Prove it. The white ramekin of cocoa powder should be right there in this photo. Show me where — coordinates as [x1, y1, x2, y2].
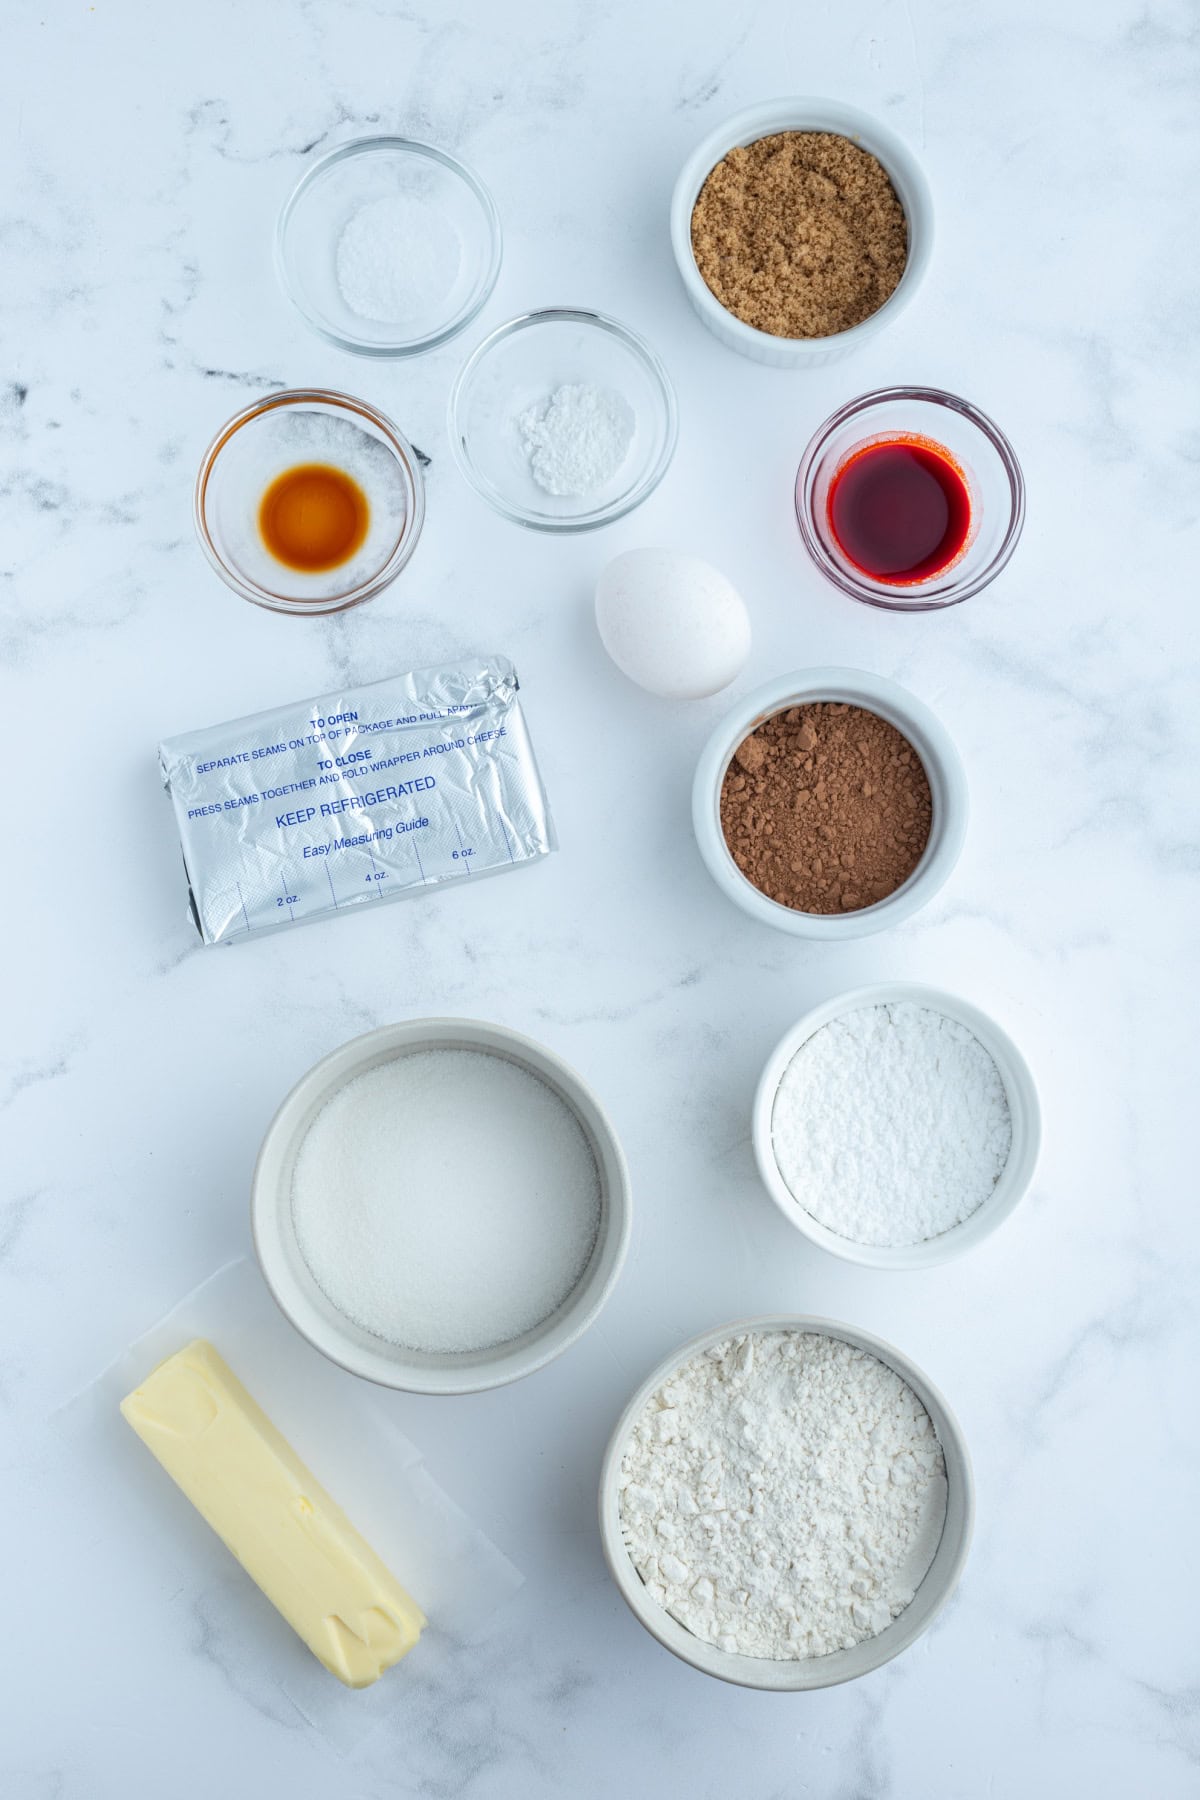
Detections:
[670, 99, 933, 368]
[692, 669, 967, 938]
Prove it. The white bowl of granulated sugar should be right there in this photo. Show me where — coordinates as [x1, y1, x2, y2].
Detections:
[752, 981, 1041, 1269]
[599, 1317, 974, 1689]
[252, 1018, 631, 1394]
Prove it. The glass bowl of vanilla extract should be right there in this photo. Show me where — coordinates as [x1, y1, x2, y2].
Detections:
[194, 389, 425, 614]
[795, 386, 1025, 611]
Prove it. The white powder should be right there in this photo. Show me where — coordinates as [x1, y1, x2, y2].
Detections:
[618, 1330, 947, 1660]
[517, 384, 635, 497]
[335, 194, 462, 325]
[291, 1049, 601, 1354]
[772, 1003, 1013, 1248]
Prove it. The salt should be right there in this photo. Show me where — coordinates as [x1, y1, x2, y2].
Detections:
[291, 1050, 601, 1354]
[771, 1003, 1013, 1247]
[335, 194, 462, 325]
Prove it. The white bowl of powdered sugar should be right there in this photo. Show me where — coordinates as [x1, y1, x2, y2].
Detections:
[752, 981, 1041, 1269]
[252, 1018, 630, 1394]
[600, 1317, 973, 1689]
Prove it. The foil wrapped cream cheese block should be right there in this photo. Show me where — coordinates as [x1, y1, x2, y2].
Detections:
[158, 654, 555, 944]
[121, 1340, 425, 1687]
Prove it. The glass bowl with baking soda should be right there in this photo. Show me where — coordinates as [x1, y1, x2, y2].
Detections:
[796, 387, 1025, 610]
[449, 309, 678, 531]
[194, 389, 425, 613]
[276, 137, 502, 356]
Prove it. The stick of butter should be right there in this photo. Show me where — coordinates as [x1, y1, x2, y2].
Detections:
[121, 1339, 425, 1687]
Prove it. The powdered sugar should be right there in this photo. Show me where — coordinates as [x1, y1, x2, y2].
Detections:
[518, 384, 635, 497]
[618, 1330, 947, 1659]
[772, 1002, 1013, 1247]
[291, 1049, 600, 1354]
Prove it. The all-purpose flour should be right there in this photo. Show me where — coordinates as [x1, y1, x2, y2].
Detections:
[772, 1002, 1013, 1247]
[618, 1330, 947, 1660]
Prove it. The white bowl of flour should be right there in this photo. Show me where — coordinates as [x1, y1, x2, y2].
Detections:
[252, 1018, 630, 1393]
[599, 1317, 973, 1689]
[753, 982, 1041, 1269]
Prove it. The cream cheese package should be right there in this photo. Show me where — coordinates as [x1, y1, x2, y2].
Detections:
[159, 655, 555, 944]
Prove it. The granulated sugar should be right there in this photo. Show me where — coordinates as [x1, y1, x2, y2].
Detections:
[619, 1330, 947, 1659]
[772, 1002, 1012, 1247]
[291, 1049, 601, 1353]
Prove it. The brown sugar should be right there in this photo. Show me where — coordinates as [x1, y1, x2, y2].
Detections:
[719, 703, 932, 913]
[690, 131, 907, 339]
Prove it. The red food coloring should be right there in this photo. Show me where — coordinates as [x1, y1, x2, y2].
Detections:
[827, 436, 973, 585]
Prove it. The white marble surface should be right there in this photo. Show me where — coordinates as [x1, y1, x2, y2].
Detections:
[3, 1, 1197, 1794]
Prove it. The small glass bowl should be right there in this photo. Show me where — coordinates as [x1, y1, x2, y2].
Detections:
[276, 137, 502, 357]
[194, 389, 425, 615]
[448, 308, 678, 531]
[795, 387, 1025, 610]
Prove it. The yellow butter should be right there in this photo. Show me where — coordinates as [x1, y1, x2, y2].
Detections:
[121, 1339, 425, 1687]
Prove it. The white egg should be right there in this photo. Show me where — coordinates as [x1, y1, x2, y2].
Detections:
[594, 549, 751, 700]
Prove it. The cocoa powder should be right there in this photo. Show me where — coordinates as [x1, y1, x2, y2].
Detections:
[719, 703, 932, 913]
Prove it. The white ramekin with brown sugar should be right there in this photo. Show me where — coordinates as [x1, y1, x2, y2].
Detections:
[670, 99, 934, 368]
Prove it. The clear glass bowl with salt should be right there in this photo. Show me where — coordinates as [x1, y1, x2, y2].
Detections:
[276, 136, 502, 357]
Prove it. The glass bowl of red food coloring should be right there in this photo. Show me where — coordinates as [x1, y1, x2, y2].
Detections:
[795, 387, 1025, 610]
